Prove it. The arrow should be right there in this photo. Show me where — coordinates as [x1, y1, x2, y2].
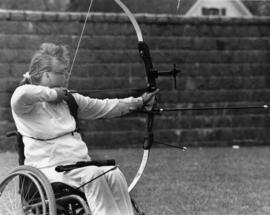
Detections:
[132, 105, 269, 114]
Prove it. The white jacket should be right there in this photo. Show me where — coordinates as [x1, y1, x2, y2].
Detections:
[11, 85, 143, 168]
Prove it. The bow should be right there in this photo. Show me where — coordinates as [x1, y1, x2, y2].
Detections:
[113, 0, 155, 193]
[109, 0, 182, 192]
[68, 0, 181, 193]
[68, 0, 153, 193]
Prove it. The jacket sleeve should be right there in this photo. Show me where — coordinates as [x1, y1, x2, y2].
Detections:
[73, 93, 143, 120]
[11, 85, 57, 114]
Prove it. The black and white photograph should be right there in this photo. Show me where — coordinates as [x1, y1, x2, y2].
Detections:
[0, 0, 270, 214]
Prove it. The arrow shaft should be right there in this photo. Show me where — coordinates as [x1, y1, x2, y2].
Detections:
[133, 105, 268, 114]
[161, 105, 268, 112]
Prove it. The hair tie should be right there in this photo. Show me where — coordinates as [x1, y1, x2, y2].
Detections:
[23, 72, 31, 79]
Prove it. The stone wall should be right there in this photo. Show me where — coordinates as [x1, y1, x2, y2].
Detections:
[0, 10, 270, 150]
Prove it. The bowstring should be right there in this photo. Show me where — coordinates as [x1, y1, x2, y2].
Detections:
[177, 0, 181, 11]
[68, 0, 94, 86]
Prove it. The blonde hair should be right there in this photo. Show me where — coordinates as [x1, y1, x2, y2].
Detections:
[20, 43, 70, 85]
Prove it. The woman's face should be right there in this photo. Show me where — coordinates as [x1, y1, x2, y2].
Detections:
[40, 58, 69, 88]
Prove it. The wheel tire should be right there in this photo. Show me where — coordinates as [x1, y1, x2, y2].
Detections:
[0, 165, 57, 215]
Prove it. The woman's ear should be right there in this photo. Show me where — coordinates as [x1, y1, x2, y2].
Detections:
[44, 72, 52, 83]
[45, 72, 50, 78]
[39, 71, 52, 87]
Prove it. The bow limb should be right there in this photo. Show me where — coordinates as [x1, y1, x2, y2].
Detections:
[114, 0, 143, 42]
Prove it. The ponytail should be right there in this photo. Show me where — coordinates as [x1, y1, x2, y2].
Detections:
[19, 72, 32, 86]
[19, 78, 32, 86]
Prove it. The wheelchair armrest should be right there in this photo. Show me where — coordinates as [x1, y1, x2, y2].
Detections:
[55, 160, 116, 172]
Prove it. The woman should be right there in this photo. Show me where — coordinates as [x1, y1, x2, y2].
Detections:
[10, 43, 157, 215]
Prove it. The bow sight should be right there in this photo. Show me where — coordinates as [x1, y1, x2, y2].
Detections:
[138, 42, 181, 91]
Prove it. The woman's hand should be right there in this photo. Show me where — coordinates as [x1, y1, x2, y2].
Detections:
[141, 89, 159, 109]
[53, 87, 69, 103]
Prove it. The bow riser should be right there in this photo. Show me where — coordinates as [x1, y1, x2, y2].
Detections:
[138, 42, 157, 92]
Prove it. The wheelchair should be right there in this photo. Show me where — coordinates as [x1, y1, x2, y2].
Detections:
[0, 131, 144, 215]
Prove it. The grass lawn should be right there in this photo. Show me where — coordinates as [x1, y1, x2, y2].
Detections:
[1, 147, 270, 215]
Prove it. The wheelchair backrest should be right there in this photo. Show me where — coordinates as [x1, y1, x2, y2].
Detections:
[6, 131, 25, 165]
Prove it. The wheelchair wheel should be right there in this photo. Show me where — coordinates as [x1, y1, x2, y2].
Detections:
[0, 165, 56, 215]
